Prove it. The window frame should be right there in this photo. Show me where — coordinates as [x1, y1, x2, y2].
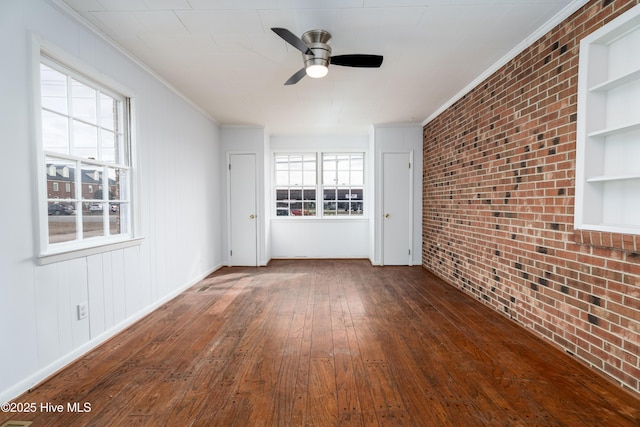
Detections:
[33, 38, 141, 264]
[273, 151, 366, 219]
[274, 153, 318, 217]
[574, 5, 640, 236]
[321, 152, 365, 217]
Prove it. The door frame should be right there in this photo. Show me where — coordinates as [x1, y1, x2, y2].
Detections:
[381, 150, 414, 266]
[226, 151, 259, 266]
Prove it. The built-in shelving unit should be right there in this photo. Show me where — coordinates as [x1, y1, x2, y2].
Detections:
[575, 5, 640, 235]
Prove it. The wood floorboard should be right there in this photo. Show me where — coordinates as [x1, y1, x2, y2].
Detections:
[3, 259, 639, 426]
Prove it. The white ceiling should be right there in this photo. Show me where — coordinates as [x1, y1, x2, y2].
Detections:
[60, 0, 582, 136]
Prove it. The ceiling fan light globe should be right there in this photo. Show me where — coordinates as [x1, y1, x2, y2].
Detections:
[306, 64, 328, 78]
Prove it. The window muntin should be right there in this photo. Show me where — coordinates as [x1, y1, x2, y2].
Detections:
[274, 152, 364, 217]
[40, 57, 132, 252]
[275, 154, 317, 216]
[322, 154, 364, 216]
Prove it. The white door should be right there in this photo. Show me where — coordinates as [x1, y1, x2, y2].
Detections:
[229, 153, 257, 266]
[383, 152, 412, 265]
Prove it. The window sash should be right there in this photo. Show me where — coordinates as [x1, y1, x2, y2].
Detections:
[321, 153, 364, 217]
[40, 57, 128, 165]
[275, 153, 318, 217]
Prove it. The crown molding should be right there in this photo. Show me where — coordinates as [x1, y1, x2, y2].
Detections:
[422, 0, 590, 128]
[45, 0, 220, 126]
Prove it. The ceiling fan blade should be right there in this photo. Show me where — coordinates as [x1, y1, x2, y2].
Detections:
[284, 68, 307, 85]
[330, 54, 383, 68]
[271, 27, 314, 56]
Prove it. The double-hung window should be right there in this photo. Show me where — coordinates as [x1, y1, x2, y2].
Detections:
[274, 152, 364, 217]
[275, 154, 317, 216]
[39, 55, 134, 257]
[322, 153, 364, 216]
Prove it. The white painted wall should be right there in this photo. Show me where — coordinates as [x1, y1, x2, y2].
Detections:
[270, 135, 370, 259]
[271, 219, 369, 258]
[371, 125, 423, 265]
[0, 0, 423, 405]
[0, 0, 222, 402]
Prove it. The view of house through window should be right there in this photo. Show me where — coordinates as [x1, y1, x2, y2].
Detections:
[274, 152, 364, 217]
[40, 58, 132, 249]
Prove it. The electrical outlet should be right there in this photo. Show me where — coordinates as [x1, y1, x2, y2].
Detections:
[77, 302, 88, 320]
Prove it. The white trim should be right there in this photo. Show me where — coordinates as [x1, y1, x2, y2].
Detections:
[270, 218, 369, 224]
[0, 262, 222, 404]
[272, 151, 368, 219]
[271, 216, 367, 221]
[128, 97, 141, 240]
[422, 0, 590, 127]
[45, 0, 219, 126]
[38, 36, 137, 101]
[33, 34, 142, 260]
[408, 150, 414, 266]
[31, 33, 48, 265]
[575, 223, 640, 235]
[43, 151, 131, 172]
[37, 237, 144, 266]
[273, 152, 319, 218]
[574, 4, 640, 236]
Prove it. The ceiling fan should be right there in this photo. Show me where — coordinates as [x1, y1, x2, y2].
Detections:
[271, 27, 383, 85]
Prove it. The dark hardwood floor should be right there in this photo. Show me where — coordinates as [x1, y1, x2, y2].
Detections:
[3, 259, 639, 426]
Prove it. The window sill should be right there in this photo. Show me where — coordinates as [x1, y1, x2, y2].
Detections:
[271, 217, 369, 222]
[37, 237, 144, 265]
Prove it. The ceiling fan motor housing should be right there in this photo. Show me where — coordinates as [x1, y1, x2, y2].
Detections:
[301, 29, 332, 71]
[271, 27, 382, 84]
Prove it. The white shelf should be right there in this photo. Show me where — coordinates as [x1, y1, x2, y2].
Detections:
[589, 68, 640, 92]
[575, 5, 640, 236]
[588, 122, 640, 138]
[586, 175, 640, 183]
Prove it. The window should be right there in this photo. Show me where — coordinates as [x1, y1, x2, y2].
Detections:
[274, 152, 364, 217]
[39, 55, 133, 254]
[322, 153, 364, 216]
[575, 5, 640, 235]
[275, 154, 317, 216]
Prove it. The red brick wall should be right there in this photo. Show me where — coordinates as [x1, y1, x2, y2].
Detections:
[422, 0, 640, 395]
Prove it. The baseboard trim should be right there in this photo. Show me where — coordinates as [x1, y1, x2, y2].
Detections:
[0, 263, 223, 404]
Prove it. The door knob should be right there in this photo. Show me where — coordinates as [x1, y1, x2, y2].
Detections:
[385, 213, 390, 218]
[249, 214, 255, 219]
